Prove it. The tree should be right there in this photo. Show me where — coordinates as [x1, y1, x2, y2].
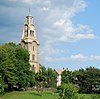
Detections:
[35, 66, 47, 89]
[47, 68, 57, 88]
[73, 67, 100, 93]
[57, 83, 78, 99]
[61, 69, 73, 84]
[0, 43, 18, 90]
[0, 75, 5, 95]
[0, 43, 35, 91]
[35, 67, 57, 89]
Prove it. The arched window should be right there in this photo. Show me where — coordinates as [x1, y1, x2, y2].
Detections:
[30, 17, 32, 23]
[24, 25, 28, 36]
[30, 30, 34, 36]
[24, 30, 28, 36]
[32, 65, 35, 70]
[27, 18, 29, 24]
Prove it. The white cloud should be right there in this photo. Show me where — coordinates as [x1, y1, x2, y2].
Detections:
[36, 0, 97, 65]
[75, 34, 95, 40]
[91, 55, 100, 60]
[70, 54, 88, 61]
[41, 7, 49, 11]
[0, 0, 98, 68]
[44, 54, 100, 63]
[54, 19, 65, 26]
[39, 0, 95, 45]
[70, 54, 100, 61]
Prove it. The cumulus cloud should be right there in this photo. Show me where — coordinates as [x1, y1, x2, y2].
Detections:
[70, 54, 88, 61]
[38, 0, 96, 64]
[34, 0, 95, 50]
[45, 54, 100, 62]
[0, 0, 99, 68]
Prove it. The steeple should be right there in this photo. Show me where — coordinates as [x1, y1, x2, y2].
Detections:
[25, 8, 33, 24]
[20, 13, 40, 73]
[21, 13, 39, 45]
[28, 8, 31, 15]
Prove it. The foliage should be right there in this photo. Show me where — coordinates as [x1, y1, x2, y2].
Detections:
[0, 43, 35, 91]
[35, 67, 57, 89]
[0, 75, 4, 96]
[47, 68, 57, 88]
[35, 66, 47, 89]
[61, 69, 73, 84]
[0, 43, 18, 90]
[57, 83, 78, 99]
[73, 67, 100, 93]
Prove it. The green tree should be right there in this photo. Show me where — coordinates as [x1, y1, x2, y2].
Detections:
[35, 66, 47, 89]
[47, 68, 57, 88]
[0, 43, 18, 90]
[0, 43, 35, 91]
[61, 69, 73, 84]
[35, 67, 57, 88]
[73, 67, 100, 93]
[0, 75, 4, 95]
[57, 83, 78, 99]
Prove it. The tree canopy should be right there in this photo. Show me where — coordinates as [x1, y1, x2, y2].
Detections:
[0, 43, 35, 91]
[73, 67, 100, 93]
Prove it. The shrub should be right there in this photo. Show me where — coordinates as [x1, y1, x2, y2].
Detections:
[57, 83, 78, 99]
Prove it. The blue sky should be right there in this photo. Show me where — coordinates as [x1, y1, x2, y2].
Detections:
[0, 0, 100, 70]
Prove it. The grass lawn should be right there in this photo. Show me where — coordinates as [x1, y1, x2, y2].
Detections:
[78, 94, 100, 99]
[0, 91, 100, 99]
[0, 91, 59, 99]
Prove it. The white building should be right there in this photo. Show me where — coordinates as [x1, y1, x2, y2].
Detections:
[55, 69, 64, 87]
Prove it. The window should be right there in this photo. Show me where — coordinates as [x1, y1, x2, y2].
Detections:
[27, 18, 29, 24]
[32, 65, 35, 70]
[32, 54, 35, 60]
[30, 17, 32, 23]
[33, 46, 34, 51]
[24, 25, 28, 36]
[24, 30, 28, 36]
[30, 30, 34, 36]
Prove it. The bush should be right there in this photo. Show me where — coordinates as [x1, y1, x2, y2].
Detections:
[57, 83, 78, 99]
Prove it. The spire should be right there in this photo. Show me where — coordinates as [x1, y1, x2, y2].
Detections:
[28, 8, 32, 16]
[29, 8, 31, 14]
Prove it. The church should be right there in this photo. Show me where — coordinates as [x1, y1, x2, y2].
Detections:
[20, 14, 40, 73]
[20, 13, 63, 86]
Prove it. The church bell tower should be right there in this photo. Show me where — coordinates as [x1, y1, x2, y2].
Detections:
[20, 14, 39, 73]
